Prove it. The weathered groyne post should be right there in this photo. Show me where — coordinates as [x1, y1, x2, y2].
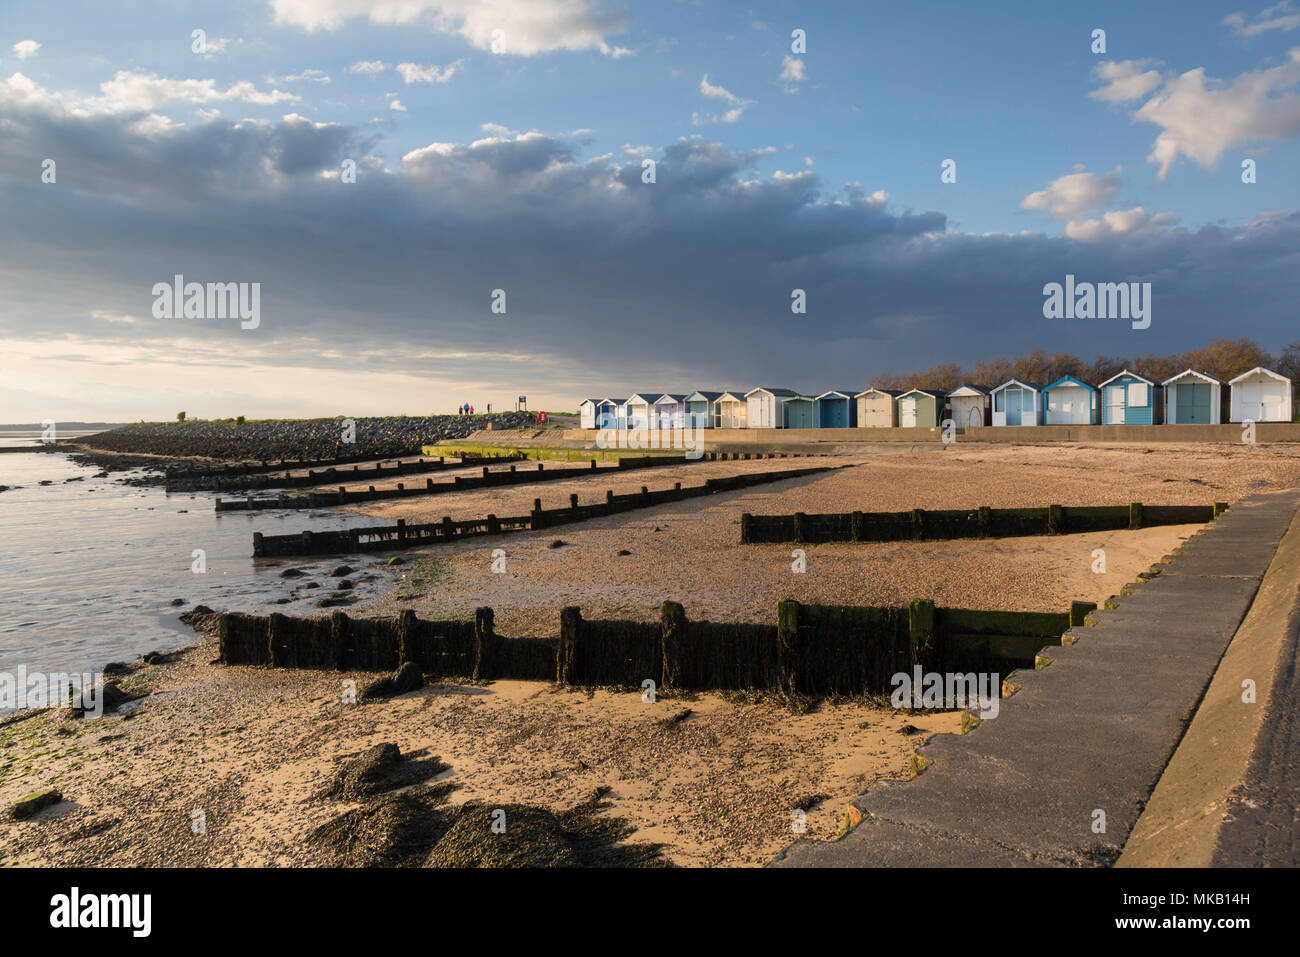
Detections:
[659, 601, 689, 691]
[558, 606, 582, 684]
[473, 607, 495, 681]
[777, 599, 801, 697]
[908, 598, 936, 659]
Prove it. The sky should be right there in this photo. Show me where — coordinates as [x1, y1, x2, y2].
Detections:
[1, 0, 1299, 420]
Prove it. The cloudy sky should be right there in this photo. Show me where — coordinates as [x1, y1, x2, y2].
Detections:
[2, 0, 1299, 421]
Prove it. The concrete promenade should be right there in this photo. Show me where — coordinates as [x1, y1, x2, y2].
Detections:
[772, 489, 1300, 867]
[545, 423, 1300, 448]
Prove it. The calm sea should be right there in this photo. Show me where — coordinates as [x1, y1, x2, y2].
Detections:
[0, 431, 400, 695]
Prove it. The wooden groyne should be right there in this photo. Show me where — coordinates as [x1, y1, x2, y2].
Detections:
[252, 464, 838, 557]
[172, 454, 518, 493]
[740, 502, 1230, 544]
[216, 598, 1094, 691]
[215, 454, 700, 511]
[165, 450, 416, 483]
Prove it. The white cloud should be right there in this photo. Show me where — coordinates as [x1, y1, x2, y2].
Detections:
[89, 309, 143, 325]
[12, 40, 40, 60]
[1021, 166, 1123, 218]
[700, 73, 743, 104]
[98, 72, 300, 111]
[396, 60, 463, 84]
[1064, 205, 1177, 241]
[268, 0, 632, 57]
[200, 37, 236, 58]
[1224, 2, 1300, 37]
[1136, 49, 1300, 178]
[1088, 59, 1162, 103]
[695, 73, 751, 124]
[348, 60, 388, 75]
[0, 70, 299, 115]
[390, 98, 407, 112]
[269, 68, 331, 84]
[780, 55, 805, 92]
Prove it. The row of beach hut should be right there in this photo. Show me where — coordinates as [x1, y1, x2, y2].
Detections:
[580, 368, 1293, 430]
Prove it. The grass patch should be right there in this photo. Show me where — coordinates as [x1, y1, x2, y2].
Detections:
[427, 442, 682, 463]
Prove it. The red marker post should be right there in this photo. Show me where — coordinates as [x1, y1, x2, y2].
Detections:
[537, 412, 548, 424]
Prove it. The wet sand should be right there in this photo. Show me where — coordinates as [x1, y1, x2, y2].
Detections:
[0, 640, 960, 867]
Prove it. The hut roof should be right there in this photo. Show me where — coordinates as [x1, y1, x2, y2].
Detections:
[1097, 369, 1156, 389]
[1043, 375, 1096, 392]
[1161, 369, 1225, 387]
[1228, 366, 1291, 385]
[992, 378, 1042, 393]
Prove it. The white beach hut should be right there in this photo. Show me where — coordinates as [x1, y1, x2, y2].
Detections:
[990, 379, 1042, 427]
[1162, 370, 1225, 425]
[745, 387, 797, 428]
[1229, 367, 1293, 423]
[653, 394, 689, 430]
[947, 384, 991, 428]
[716, 391, 748, 429]
[622, 394, 658, 431]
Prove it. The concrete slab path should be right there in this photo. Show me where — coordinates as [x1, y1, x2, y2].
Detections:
[772, 490, 1300, 867]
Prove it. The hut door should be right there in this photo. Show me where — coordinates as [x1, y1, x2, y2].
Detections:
[1180, 383, 1210, 423]
[1239, 382, 1262, 421]
[1105, 386, 1125, 424]
[967, 404, 982, 427]
[900, 397, 917, 427]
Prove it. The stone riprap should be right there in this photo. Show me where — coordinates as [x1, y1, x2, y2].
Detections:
[75, 414, 536, 461]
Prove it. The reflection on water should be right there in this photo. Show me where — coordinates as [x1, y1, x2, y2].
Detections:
[0, 444, 401, 687]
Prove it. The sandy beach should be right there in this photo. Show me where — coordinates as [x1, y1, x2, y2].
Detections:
[7, 440, 1297, 866]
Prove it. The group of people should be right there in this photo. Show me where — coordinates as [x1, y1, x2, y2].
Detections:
[456, 403, 475, 415]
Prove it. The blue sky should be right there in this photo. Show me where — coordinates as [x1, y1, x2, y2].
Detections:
[2, 0, 1299, 419]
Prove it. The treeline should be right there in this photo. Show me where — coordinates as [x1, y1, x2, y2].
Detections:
[872, 338, 1300, 393]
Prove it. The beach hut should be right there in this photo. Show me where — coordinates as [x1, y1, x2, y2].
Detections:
[622, 393, 658, 431]
[991, 379, 1043, 426]
[745, 388, 798, 428]
[579, 399, 599, 430]
[595, 398, 624, 430]
[685, 391, 724, 429]
[946, 384, 991, 428]
[1043, 376, 1098, 425]
[814, 390, 859, 428]
[896, 389, 945, 428]
[1099, 370, 1160, 425]
[1230, 367, 1293, 423]
[855, 388, 900, 428]
[653, 394, 688, 430]
[784, 393, 816, 429]
[1162, 370, 1225, 425]
[716, 391, 748, 429]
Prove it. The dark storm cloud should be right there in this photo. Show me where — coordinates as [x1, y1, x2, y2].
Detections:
[1, 95, 1297, 398]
